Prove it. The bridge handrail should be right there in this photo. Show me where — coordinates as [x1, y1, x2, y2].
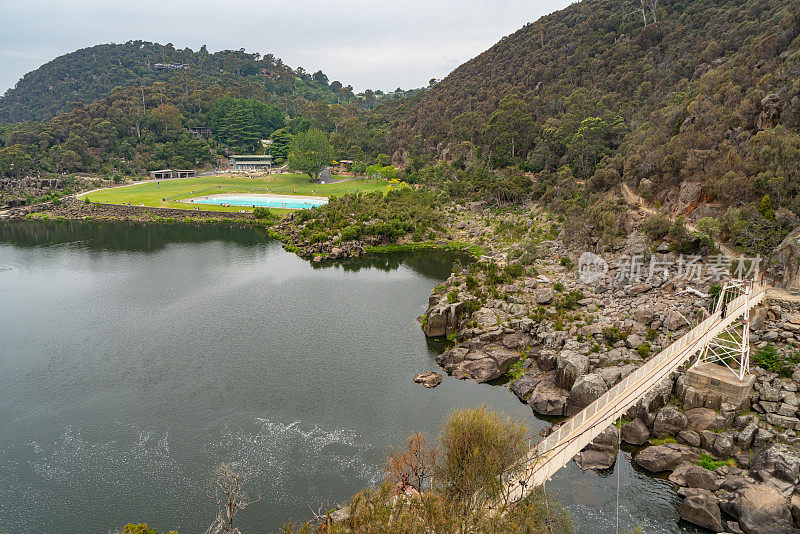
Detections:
[527, 283, 766, 482]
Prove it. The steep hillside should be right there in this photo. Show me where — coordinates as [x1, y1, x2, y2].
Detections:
[392, 0, 800, 253]
[0, 41, 344, 124]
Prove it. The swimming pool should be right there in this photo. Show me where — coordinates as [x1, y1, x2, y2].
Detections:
[190, 195, 328, 210]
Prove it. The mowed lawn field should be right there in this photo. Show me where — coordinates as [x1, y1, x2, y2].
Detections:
[78, 174, 391, 212]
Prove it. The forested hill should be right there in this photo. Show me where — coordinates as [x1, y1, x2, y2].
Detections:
[0, 41, 346, 123]
[392, 0, 800, 229]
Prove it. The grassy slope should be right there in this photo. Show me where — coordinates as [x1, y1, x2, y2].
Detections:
[79, 174, 391, 212]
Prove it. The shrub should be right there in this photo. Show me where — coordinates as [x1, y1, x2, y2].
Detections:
[559, 256, 573, 268]
[642, 212, 671, 241]
[752, 344, 800, 377]
[385, 433, 437, 492]
[669, 216, 687, 241]
[309, 231, 329, 244]
[252, 206, 275, 220]
[437, 406, 527, 502]
[282, 406, 573, 533]
[555, 290, 585, 311]
[465, 274, 478, 290]
[462, 299, 481, 316]
[504, 262, 525, 280]
[636, 343, 652, 358]
[603, 326, 628, 345]
[646, 328, 658, 341]
[553, 282, 565, 292]
[339, 225, 362, 241]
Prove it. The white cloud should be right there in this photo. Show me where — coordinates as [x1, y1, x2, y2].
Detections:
[0, 0, 572, 95]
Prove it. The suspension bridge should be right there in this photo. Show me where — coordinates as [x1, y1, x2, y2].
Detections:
[496, 279, 767, 507]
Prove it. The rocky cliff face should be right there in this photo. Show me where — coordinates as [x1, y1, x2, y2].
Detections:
[767, 226, 800, 291]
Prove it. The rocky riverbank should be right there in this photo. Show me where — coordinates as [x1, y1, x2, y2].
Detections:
[418, 203, 800, 533]
[18, 196, 255, 223]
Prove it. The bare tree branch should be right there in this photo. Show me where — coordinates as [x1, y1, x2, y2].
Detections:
[205, 463, 261, 534]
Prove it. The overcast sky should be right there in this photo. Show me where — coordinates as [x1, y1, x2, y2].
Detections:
[0, 0, 572, 95]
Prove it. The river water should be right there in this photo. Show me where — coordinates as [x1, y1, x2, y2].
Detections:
[0, 220, 700, 533]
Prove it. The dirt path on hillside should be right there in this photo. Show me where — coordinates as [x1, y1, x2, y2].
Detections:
[621, 182, 736, 259]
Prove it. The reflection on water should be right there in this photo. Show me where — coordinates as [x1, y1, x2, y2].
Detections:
[0, 219, 269, 251]
[0, 220, 698, 534]
[0, 220, 464, 280]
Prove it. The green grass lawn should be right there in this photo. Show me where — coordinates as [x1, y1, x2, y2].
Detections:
[79, 174, 391, 212]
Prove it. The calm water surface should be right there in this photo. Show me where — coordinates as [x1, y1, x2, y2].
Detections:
[0, 220, 699, 533]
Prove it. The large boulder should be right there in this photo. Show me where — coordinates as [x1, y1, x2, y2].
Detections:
[436, 346, 468, 372]
[684, 465, 719, 491]
[621, 418, 650, 445]
[556, 350, 589, 390]
[710, 433, 736, 458]
[635, 444, 698, 473]
[568, 373, 607, 414]
[737, 423, 758, 449]
[472, 307, 510, 330]
[574, 426, 620, 471]
[686, 407, 724, 432]
[722, 484, 799, 534]
[528, 378, 568, 416]
[634, 307, 655, 325]
[681, 490, 724, 532]
[535, 287, 555, 304]
[451, 344, 520, 383]
[652, 405, 688, 437]
[751, 443, 800, 486]
[667, 309, 688, 331]
[766, 225, 800, 292]
[674, 181, 703, 214]
[510, 370, 543, 401]
[452, 357, 502, 382]
[597, 363, 637, 388]
[424, 301, 464, 337]
[637, 376, 674, 415]
[484, 345, 521, 372]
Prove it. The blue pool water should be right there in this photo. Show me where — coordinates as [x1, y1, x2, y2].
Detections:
[192, 195, 328, 209]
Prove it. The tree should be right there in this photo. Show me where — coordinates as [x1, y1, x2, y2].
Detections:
[269, 127, 293, 163]
[288, 128, 334, 181]
[483, 94, 534, 167]
[209, 98, 284, 152]
[695, 217, 720, 247]
[206, 463, 260, 534]
[363, 89, 376, 110]
[566, 115, 626, 179]
[759, 194, 774, 219]
[312, 70, 329, 86]
[451, 112, 483, 146]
